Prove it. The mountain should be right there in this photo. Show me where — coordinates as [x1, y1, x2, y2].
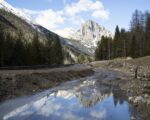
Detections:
[65, 20, 113, 54]
[0, 1, 112, 62]
[0, 1, 92, 64]
[0, 1, 32, 24]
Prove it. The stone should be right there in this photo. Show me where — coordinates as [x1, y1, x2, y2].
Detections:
[130, 116, 136, 120]
[147, 99, 150, 106]
[143, 78, 148, 81]
[134, 96, 144, 104]
[128, 97, 133, 102]
[144, 94, 149, 98]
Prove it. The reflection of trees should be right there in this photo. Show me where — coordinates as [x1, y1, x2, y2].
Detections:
[46, 79, 129, 110]
[112, 87, 127, 107]
[73, 80, 129, 108]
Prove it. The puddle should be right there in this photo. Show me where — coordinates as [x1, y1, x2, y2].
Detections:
[0, 77, 141, 120]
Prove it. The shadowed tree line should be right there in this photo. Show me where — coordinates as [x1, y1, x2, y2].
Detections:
[95, 10, 150, 60]
[0, 28, 63, 67]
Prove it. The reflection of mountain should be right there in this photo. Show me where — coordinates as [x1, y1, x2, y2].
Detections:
[1, 78, 140, 120]
[53, 79, 128, 108]
[50, 80, 113, 108]
[75, 80, 112, 108]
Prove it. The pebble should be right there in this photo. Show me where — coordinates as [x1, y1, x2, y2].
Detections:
[134, 96, 144, 104]
[147, 99, 150, 106]
[128, 97, 133, 102]
[130, 116, 136, 120]
[144, 94, 149, 98]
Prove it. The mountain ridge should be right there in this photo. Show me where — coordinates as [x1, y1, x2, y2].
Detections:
[63, 20, 113, 53]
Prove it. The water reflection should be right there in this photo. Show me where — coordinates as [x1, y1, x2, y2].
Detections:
[1, 78, 140, 120]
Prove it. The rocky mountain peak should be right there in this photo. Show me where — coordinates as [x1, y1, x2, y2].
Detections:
[68, 20, 113, 53]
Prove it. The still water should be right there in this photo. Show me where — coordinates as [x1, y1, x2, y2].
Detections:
[0, 72, 141, 120]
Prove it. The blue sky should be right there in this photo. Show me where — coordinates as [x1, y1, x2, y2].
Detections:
[5, 0, 150, 37]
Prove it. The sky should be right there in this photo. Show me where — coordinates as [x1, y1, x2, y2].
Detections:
[5, 0, 150, 37]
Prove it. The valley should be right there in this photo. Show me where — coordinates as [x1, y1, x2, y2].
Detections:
[0, 56, 150, 120]
[0, 0, 150, 120]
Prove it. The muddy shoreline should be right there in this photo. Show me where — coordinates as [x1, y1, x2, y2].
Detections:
[0, 64, 94, 102]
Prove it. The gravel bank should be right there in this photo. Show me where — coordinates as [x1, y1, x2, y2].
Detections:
[0, 64, 94, 102]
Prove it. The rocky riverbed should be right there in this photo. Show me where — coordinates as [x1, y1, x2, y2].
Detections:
[90, 56, 150, 120]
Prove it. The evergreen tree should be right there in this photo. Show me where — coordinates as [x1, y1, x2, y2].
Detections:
[3, 33, 15, 66]
[51, 36, 63, 64]
[11, 34, 26, 66]
[145, 12, 150, 55]
[95, 41, 101, 60]
[0, 30, 5, 66]
[120, 28, 127, 58]
[113, 25, 122, 58]
[45, 36, 53, 64]
[95, 36, 113, 60]
[130, 10, 145, 57]
[130, 35, 136, 58]
[31, 33, 44, 65]
[95, 9, 150, 61]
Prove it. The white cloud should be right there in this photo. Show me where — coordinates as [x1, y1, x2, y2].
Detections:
[17, 0, 109, 36]
[91, 1, 104, 10]
[92, 10, 109, 20]
[35, 10, 64, 29]
[54, 27, 75, 38]
[64, 0, 109, 20]
[65, 0, 92, 16]
[21, 9, 65, 29]
[67, 16, 85, 25]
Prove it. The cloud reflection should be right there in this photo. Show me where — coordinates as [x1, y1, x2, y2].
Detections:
[2, 78, 139, 120]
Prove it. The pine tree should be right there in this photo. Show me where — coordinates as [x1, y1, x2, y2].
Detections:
[0, 30, 5, 66]
[51, 36, 63, 64]
[145, 12, 150, 55]
[11, 35, 26, 66]
[95, 41, 101, 60]
[120, 29, 127, 58]
[95, 36, 113, 60]
[113, 25, 122, 58]
[130, 35, 136, 58]
[130, 10, 145, 57]
[31, 33, 43, 65]
[3, 33, 15, 66]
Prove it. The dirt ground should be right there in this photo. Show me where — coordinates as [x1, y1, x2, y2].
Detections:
[90, 56, 150, 120]
[0, 64, 94, 102]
